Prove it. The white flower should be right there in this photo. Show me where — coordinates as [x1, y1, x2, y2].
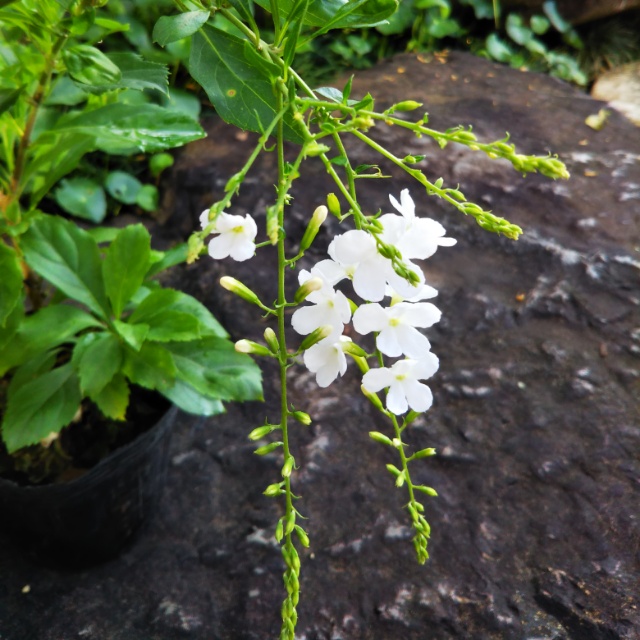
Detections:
[362, 355, 439, 415]
[353, 302, 441, 359]
[291, 272, 351, 338]
[199, 210, 257, 262]
[303, 336, 351, 388]
[328, 230, 393, 302]
[380, 189, 456, 261]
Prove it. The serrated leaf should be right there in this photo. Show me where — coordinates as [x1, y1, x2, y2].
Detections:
[104, 171, 142, 204]
[53, 103, 205, 155]
[2, 363, 81, 453]
[93, 372, 130, 420]
[106, 52, 170, 95]
[114, 319, 149, 350]
[164, 337, 262, 402]
[72, 332, 123, 396]
[0, 242, 22, 327]
[122, 342, 176, 390]
[153, 10, 210, 46]
[21, 215, 110, 318]
[0, 304, 102, 376]
[103, 224, 151, 318]
[189, 26, 304, 143]
[54, 176, 107, 222]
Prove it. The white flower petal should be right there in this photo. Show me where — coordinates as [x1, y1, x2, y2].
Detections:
[413, 352, 440, 379]
[329, 230, 375, 264]
[352, 303, 388, 334]
[291, 305, 324, 335]
[362, 367, 394, 393]
[352, 263, 387, 301]
[376, 326, 403, 357]
[208, 235, 232, 259]
[386, 382, 409, 415]
[397, 302, 441, 328]
[395, 324, 431, 359]
[402, 378, 433, 412]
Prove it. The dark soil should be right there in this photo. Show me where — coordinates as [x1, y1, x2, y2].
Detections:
[0, 52, 638, 640]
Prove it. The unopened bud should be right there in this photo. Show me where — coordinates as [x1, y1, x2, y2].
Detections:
[353, 116, 374, 130]
[248, 425, 275, 441]
[281, 456, 295, 478]
[235, 339, 272, 356]
[386, 463, 401, 478]
[327, 193, 341, 218]
[264, 327, 279, 353]
[299, 325, 332, 351]
[369, 431, 393, 446]
[275, 518, 284, 542]
[412, 447, 437, 459]
[187, 234, 204, 264]
[415, 485, 438, 497]
[254, 441, 283, 456]
[294, 525, 310, 548]
[263, 482, 285, 497]
[294, 277, 323, 303]
[394, 100, 422, 111]
[352, 355, 370, 374]
[220, 276, 262, 305]
[299, 205, 328, 252]
[304, 141, 331, 157]
[342, 341, 367, 358]
[291, 410, 311, 425]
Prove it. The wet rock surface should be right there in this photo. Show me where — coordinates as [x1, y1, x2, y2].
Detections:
[1, 52, 639, 639]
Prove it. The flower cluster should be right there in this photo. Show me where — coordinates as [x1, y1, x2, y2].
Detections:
[291, 189, 456, 415]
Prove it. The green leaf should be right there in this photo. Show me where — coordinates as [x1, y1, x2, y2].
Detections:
[93, 372, 130, 420]
[62, 44, 122, 87]
[123, 342, 176, 390]
[103, 224, 151, 318]
[106, 52, 170, 95]
[0, 302, 24, 354]
[105, 170, 142, 204]
[506, 13, 532, 46]
[189, 26, 304, 143]
[46, 76, 88, 106]
[53, 103, 205, 155]
[0, 304, 102, 376]
[21, 215, 110, 318]
[485, 33, 513, 63]
[114, 319, 149, 350]
[542, 0, 571, 33]
[129, 288, 226, 339]
[153, 10, 210, 46]
[0, 242, 22, 327]
[159, 88, 202, 119]
[530, 15, 550, 35]
[254, 0, 397, 29]
[161, 378, 223, 416]
[164, 337, 262, 402]
[136, 184, 159, 212]
[2, 363, 81, 453]
[72, 332, 123, 396]
[54, 176, 107, 222]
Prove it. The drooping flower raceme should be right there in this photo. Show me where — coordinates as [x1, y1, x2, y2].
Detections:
[353, 301, 441, 359]
[199, 209, 257, 262]
[362, 354, 440, 415]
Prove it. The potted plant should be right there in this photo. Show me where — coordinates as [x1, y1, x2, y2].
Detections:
[0, 0, 262, 566]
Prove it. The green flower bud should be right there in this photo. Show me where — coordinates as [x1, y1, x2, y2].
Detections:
[353, 116, 374, 130]
[304, 141, 331, 157]
[386, 463, 401, 478]
[327, 193, 341, 218]
[248, 425, 275, 441]
[263, 482, 285, 497]
[294, 277, 323, 304]
[299, 325, 332, 351]
[342, 341, 368, 358]
[254, 441, 283, 456]
[369, 431, 394, 446]
[299, 205, 328, 253]
[264, 327, 279, 354]
[453, 131, 477, 143]
[414, 485, 438, 497]
[353, 355, 370, 374]
[292, 410, 312, 425]
[220, 276, 262, 305]
[235, 339, 272, 356]
[294, 525, 310, 548]
[281, 456, 295, 478]
[412, 447, 437, 459]
[187, 234, 204, 264]
[394, 100, 423, 111]
[395, 470, 406, 487]
[285, 511, 296, 536]
[275, 518, 284, 542]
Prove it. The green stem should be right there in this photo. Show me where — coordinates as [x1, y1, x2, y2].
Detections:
[331, 132, 361, 230]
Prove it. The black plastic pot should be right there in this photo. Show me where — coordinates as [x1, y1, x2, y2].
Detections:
[0, 404, 177, 568]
